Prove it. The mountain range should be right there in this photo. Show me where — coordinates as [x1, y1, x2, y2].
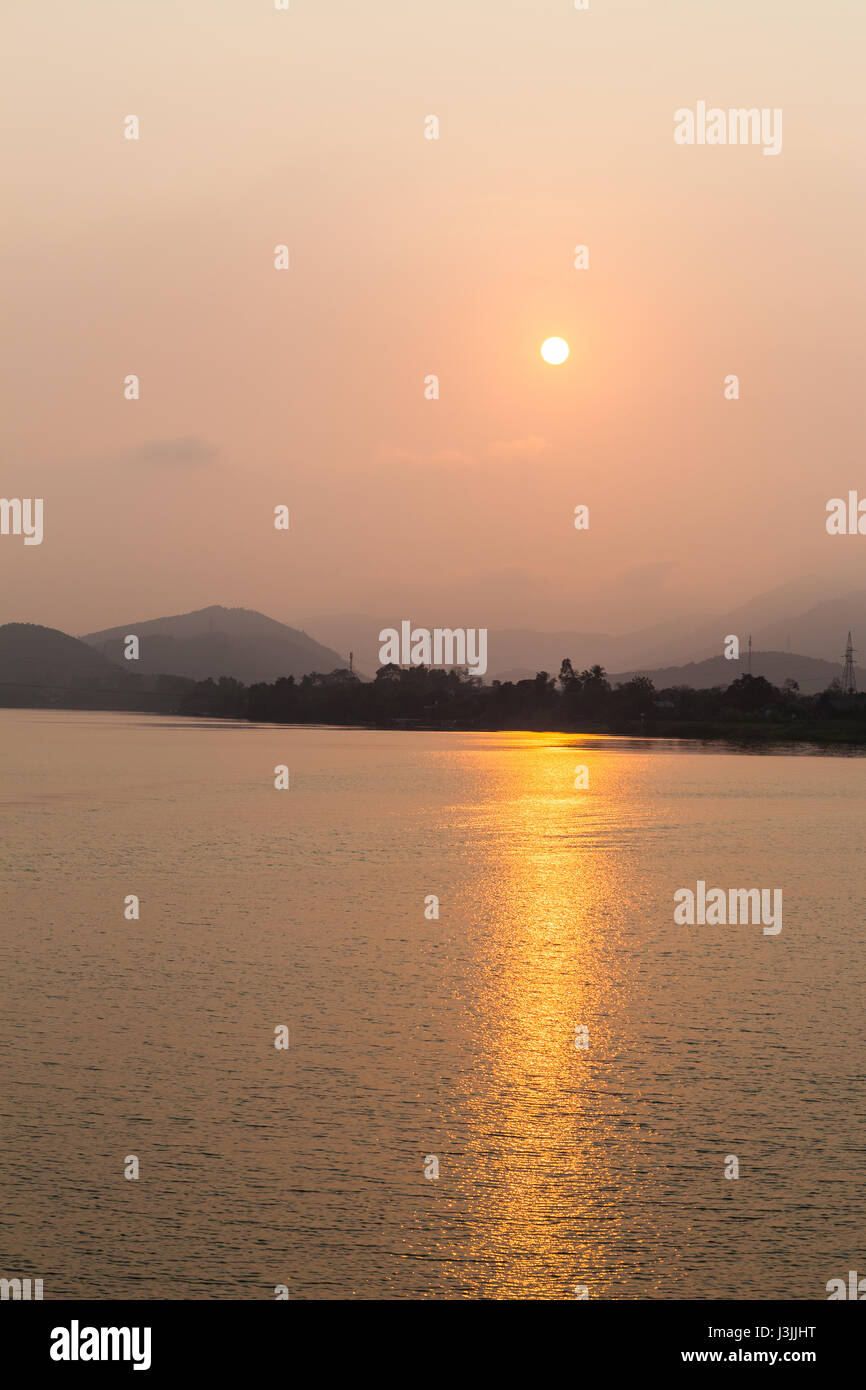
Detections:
[0, 583, 860, 701]
[299, 579, 862, 682]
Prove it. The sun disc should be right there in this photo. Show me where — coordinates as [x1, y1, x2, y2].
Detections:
[541, 336, 569, 365]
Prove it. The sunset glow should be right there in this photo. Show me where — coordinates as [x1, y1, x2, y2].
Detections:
[2, 0, 863, 1334]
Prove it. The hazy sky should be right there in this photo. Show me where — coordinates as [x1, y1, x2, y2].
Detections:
[2, 0, 865, 636]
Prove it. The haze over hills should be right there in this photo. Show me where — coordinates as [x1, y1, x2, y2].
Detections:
[299, 578, 860, 682]
[82, 606, 347, 684]
[752, 590, 866, 662]
[1, 582, 859, 702]
[610, 652, 843, 697]
[491, 652, 844, 695]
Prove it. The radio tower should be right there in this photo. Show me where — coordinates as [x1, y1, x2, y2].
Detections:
[842, 631, 856, 695]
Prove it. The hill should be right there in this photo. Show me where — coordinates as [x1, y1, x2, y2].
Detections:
[299, 579, 851, 680]
[611, 650, 842, 696]
[82, 605, 347, 684]
[0, 623, 128, 692]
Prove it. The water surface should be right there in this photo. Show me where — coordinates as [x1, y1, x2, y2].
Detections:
[1, 709, 864, 1299]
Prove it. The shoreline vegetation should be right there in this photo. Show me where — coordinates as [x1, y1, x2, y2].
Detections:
[4, 660, 866, 746]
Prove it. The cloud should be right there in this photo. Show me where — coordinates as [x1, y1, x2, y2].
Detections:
[123, 436, 218, 468]
[375, 440, 550, 469]
[487, 435, 549, 460]
[374, 445, 472, 467]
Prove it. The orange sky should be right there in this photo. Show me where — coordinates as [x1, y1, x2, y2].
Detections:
[2, 0, 864, 636]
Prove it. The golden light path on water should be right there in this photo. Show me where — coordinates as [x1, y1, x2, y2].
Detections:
[2, 714, 865, 1300]
[397, 733, 659, 1298]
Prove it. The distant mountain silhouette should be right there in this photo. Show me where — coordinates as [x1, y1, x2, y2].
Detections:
[301, 613, 633, 677]
[752, 588, 866, 662]
[611, 650, 842, 696]
[82, 605, 347, 683]
[0, 623, 129, 690]
[7, 587, 858, 698]
[300, 578, 854, 679]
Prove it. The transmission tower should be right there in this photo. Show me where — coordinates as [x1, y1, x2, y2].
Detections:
[842, 631, 857, 695]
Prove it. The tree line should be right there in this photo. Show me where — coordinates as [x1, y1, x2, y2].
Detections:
[174, 661, 866, 740]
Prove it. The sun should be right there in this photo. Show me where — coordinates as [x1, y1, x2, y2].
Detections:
[541, 336, 569, 365]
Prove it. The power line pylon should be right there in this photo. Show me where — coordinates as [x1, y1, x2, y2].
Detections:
[842, 631, 857, 695]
